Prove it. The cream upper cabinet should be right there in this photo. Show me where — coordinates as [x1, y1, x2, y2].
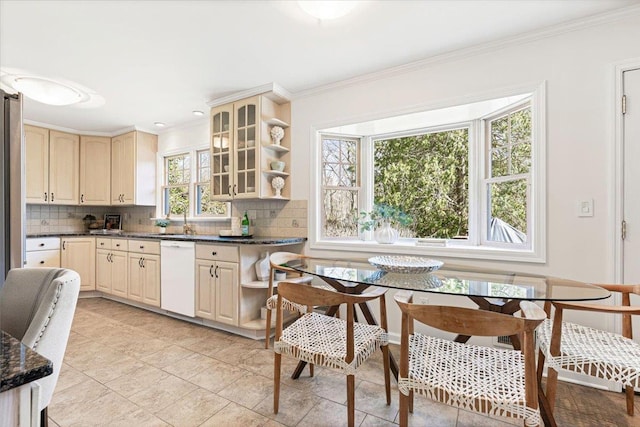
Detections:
[25, 125, 49, 203]
[80, 135, 111, 205]
[25, 125, 80, 204]
[61, 237, 95, 291]
[111, 131, 157, 205]
[210, 94, 291, 201]
[49, 131, 80, 204]
[210, 103, 234, 200]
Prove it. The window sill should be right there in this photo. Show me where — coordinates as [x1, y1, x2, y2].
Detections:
[151, 217, 230, 223]
[310, 238, 545, 264]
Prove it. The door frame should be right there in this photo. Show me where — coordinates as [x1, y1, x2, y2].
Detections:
[613, 58, 640, 298]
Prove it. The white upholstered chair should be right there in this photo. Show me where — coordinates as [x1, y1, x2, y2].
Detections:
[394, 291, 546, 427]
[537, 284, 640, 417]
[0, 268, 81, 426]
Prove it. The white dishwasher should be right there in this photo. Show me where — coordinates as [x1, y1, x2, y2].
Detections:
[160, 240, 195, 317]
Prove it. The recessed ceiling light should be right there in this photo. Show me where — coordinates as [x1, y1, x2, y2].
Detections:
[192, 110, 205, 116]
[298, 1, 358, 20]
[154, 122, 166, 127]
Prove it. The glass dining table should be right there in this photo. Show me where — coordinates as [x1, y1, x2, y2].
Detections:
[283, 256, 612, 427]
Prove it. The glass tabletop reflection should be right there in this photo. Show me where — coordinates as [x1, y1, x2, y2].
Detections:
[284, 258, 611, 302]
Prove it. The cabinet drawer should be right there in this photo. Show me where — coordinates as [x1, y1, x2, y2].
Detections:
[96, 238, 112, 249]
[26, 237, 60, 251]
[195, 244, 239, 263]
[25, 249, 60, 268]
[128, 239, 160, 255]
[111, 239, 127, 251]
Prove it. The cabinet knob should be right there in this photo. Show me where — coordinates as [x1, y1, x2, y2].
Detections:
[116, 243, 120, 247]
[51, 193, 54, 202]
[39, 261, 45, 264]
[44, 192, 47, 201]
[211, 251, 217, 256]
[39, 243, 45, 247]
[139, 245, 144, 249]
[81, 194, 84, 203]
[100, 242, 104, 246]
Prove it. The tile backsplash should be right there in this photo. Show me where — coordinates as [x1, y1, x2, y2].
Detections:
[26, 200, 308, 238]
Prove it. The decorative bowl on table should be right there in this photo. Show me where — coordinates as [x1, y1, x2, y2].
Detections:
[368, 255, 443, 274]
[364, 270, 444, 290]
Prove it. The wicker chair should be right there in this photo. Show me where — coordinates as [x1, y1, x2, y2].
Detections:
[273, 281, 391, 427]
[537, 284, 640, 417]
[264, 252, 313, 349]
[394, 291, 546, 427]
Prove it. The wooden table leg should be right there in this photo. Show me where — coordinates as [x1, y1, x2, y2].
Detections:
[358, 301, 399, 380]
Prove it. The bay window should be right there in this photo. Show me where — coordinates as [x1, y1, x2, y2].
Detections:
[314, 86, 545, 262]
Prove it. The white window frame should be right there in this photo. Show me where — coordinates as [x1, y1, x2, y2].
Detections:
[310, 82, 546, 263]
[156, 145, 230, 221]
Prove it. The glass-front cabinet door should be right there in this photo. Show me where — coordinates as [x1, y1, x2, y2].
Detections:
[234, 97, 258, 197]
[210, 105, 233, 200]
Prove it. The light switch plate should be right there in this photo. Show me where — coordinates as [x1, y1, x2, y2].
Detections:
[577, 199, 594, 217]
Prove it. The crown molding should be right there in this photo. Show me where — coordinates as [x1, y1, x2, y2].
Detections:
[292, 5, 640, 100]
[206, 82, 291, 108]
[22, 120, 158, 137]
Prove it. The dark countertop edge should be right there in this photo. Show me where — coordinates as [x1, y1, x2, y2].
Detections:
[26, 232, 306, 245]
[1, 331, 54, 392]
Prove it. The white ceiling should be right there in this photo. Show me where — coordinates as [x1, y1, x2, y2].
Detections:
[1, 0, 639, 134]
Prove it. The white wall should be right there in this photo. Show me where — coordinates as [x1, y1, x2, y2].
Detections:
[158, 120, 209, 154]
[291, 12, 640, 283]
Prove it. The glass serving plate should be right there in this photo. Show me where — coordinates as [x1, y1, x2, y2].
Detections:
[368, 255, 443, 274]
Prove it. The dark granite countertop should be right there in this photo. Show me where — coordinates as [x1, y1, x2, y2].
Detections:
[1, 330, 53, 392]
[26, 232, 306, 245]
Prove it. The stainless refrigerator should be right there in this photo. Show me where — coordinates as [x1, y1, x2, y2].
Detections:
[1, 89, 25, 287]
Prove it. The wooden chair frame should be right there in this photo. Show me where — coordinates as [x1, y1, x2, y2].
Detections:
[273, 281, 391, 427]
[264, 252, 312, 349]
[395, 291, 545, 427]
[538, 283, 640, 417]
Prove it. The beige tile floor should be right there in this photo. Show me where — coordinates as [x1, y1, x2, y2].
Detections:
[49, 298, 638, 427]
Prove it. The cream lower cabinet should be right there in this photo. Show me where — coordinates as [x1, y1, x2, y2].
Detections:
[96, 247, 128, 297]
[25, 237, 60, 268]
[127, 240, 161, 307]
[61, 237, 95, 291]
[195, 244, 239, 326]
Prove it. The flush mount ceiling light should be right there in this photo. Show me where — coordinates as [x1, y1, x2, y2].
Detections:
[1, 69, 104, 107]
[154, 122, 166, 127]
[192, 110, 205, 116]
[12, 77, 86, 105]
[298, 1, 358, 20]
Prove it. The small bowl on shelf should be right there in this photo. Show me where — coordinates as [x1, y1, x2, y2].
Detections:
[223, 165, 229, 172]
[270, 161, 285, 172]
